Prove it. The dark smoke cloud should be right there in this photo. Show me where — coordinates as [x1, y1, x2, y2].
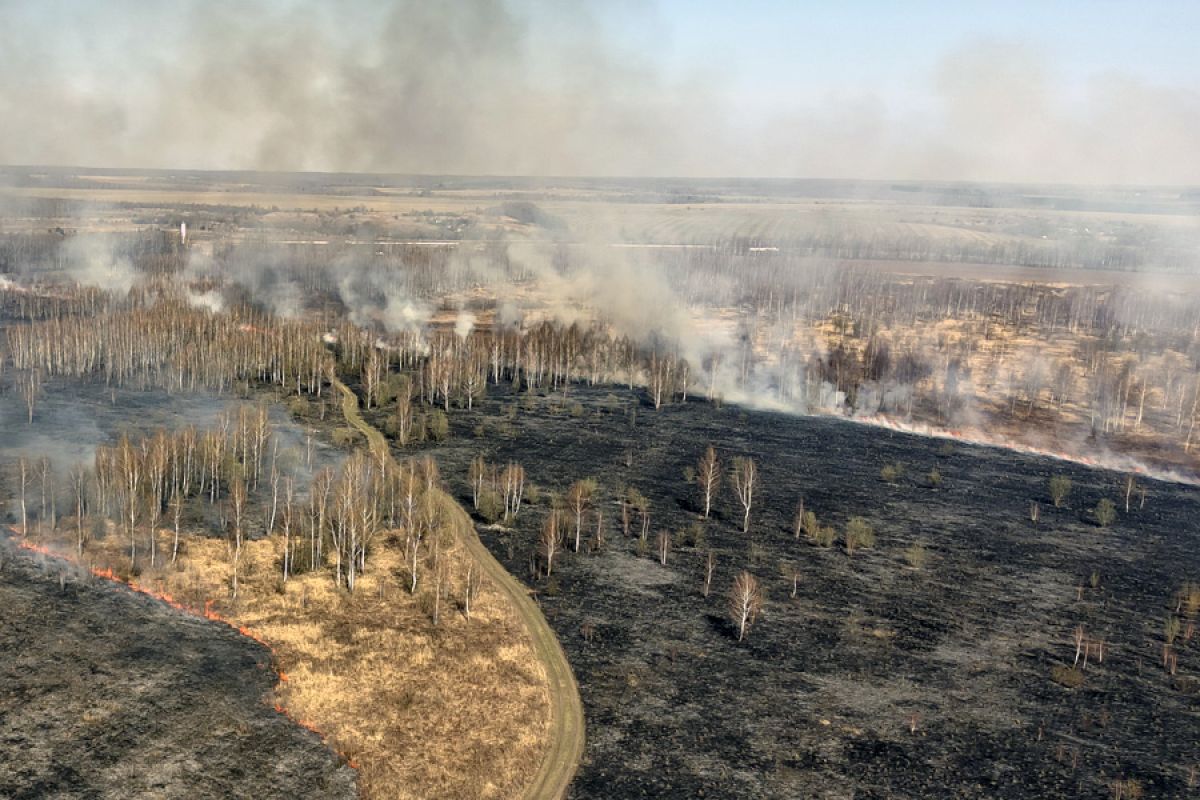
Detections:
[0, 0, 699, 177]
[0, 2, 1197, 184]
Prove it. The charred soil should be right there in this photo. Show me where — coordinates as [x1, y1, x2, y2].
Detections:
[383, 383, 1200, 799]
[0, 536, 357, 800]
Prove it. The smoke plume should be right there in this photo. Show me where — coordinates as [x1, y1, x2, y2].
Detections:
[0, 3, 1197, 183]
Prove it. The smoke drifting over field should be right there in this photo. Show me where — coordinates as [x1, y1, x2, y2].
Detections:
[58, 235, 138, 293]
[1, 1, 1198, 183]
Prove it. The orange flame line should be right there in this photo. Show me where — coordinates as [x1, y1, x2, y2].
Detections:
[6, 533, 357, 772]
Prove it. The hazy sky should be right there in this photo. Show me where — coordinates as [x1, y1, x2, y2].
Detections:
[1, 0, 1197, 183]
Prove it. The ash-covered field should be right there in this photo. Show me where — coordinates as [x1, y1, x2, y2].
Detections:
[0, 537, 357, 800]
[386, 384, 1200, 799]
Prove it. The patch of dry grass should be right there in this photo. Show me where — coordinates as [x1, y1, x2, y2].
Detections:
[59, 502, 551, 800]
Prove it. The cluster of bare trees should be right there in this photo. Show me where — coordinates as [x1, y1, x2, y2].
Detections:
[8, 413, 473, 616]
[335, 319, 683, 418]
[86, 404, 273, 572]
[7, 232, 1200, 461]
[295, 453, 447, 596]
[467, 456, 526, 522]
[4, 298, 334, 419]
[7, 404, 275, 591]
[410, 322, 671, 410]
[0, 230, 186, 282]
[0, 283, 113, 321]
[693, 447, 759, 532]
[273, 450, 475, 622]
[529, 479, 605, 576]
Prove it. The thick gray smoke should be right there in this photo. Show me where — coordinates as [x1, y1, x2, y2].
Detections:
[185, 246, 433, 333]
[0, 2, 1197, 183]
[0, 0, 694, 178]
[57, 235, 137, 293]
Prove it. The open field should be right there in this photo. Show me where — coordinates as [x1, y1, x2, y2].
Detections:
[0, 532, 357, 800]
[3, 168, 1198, 271]
[845, 258, 1200, 290]
[2, 166, 1199, 798]
[53, 512, 552, 800]
[389, 382, 1200, 798]
[0, 368, 563, 799]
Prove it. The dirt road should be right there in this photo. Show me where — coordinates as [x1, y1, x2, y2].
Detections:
[331, 377, 584, 800]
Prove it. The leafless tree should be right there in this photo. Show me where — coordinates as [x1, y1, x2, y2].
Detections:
[462, 562, 482, 620]
[731, 457, 757, 533]
[540, 509, 563, 576]
[69, 463, 89, 555]
[228, 477, 247, 598]
[145, 434, 168, 567]
[17, 456, 30, 536]
[647, 352, 673, 409]
[781, 561, 801, 598]
[729, 570, 763, 642]
[394, 391, 415, 446]
[656, 529, 671, 565]
[469, 455, 487, 510]
[170, 488, 184, 564]
[502, 462, 525, 520]
[37, 456, 55, 533]
[117, 435, 142, 569]
[566, 478, 596, 552]
[703, 550, 717, 597]
[361, 349, 384, 409]
[697, 445, 721, 518]
[280, 477, 295, 581]
[19, 369, 41, 423]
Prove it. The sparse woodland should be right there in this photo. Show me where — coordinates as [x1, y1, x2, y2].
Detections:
[6, 234, 1199, 473]
[2, 212, 1200, 799]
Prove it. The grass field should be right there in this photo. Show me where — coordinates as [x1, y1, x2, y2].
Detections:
[4, 170, 1197, 272]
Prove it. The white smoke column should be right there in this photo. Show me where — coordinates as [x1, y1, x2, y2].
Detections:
[60, 235, 138, 293]
[379, 292, 431, 334]
[848, 413, 1200, 487]
[496, 301, 523, 329]
[454, 310, 476, 339]
[186, 289, 226, 313]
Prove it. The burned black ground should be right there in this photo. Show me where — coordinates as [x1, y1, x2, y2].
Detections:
[0, 538, 357, 800]
[379, 383, 1200, 799]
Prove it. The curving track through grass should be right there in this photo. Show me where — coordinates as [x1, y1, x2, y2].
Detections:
[330, 377, 584, 800]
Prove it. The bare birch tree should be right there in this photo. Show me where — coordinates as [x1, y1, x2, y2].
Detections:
[697, 445, 721, 518]
[731, 457, 757, 533]
[728, 570, 763, 642]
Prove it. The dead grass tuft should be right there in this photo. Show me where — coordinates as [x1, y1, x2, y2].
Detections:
[65, 498, 551, 800]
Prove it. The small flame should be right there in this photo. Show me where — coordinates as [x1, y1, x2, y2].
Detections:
[4, 530, 357, 773]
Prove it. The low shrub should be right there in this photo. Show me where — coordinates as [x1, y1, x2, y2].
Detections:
[1051, 665, 1085, 689]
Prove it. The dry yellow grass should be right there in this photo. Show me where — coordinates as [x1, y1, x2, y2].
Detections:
[63, 505, 552, 800]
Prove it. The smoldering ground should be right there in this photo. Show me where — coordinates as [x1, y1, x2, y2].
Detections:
[0, 533, 358, 799]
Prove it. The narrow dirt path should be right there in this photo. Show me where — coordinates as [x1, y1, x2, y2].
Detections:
[331, 377, 584, 800]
